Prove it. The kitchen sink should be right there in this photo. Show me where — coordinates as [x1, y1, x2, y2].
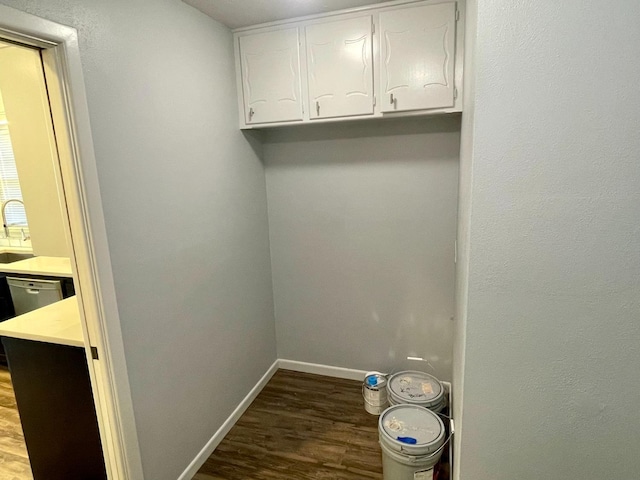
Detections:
[0, 252, 33, 264]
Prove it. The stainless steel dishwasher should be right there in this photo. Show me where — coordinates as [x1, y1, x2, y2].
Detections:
[7, 277, 63, 315]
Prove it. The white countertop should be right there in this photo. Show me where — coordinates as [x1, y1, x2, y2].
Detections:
[0, 256, 73, 278]
[0, 297, 84, 347]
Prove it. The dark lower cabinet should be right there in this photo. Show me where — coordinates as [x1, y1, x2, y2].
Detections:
[0, 275, 16, 364]
[2, 337, 107, 480]
[0, 274, 15, 320]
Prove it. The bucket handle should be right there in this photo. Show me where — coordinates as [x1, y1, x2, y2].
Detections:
[399, 412, 454, 460]
[400, 430, 452, 460]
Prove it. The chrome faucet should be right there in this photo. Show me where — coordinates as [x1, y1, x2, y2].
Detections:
[1, 199, 25, 238]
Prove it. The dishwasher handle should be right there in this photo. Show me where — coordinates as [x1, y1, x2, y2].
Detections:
[26, 289, 40, 295]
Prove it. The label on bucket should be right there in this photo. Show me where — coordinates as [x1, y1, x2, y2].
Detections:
[388, 371, 443, 405]
[414, 468, 434, 480]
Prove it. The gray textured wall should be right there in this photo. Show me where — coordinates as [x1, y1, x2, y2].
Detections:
[455, 1, 640, 479]
[452, 0, 476, 474]
[264, 117, 460, 381]
[0, 1, 277, 479]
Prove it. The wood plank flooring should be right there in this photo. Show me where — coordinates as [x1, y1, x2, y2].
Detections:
[194, 370, 383, 480]
[0, 366, 32, 480]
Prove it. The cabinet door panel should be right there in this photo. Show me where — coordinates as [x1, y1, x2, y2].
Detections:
[380, 2, 456, 113]
[306, 16, 374, 119]
[239, 28, 303, 124]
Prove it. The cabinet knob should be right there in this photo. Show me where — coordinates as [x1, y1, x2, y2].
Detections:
[248, 107, 255, 120]
[390, 93, 396, 108]
[316, 101, 320, 116]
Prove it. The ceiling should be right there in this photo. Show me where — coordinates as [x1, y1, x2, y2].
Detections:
[183, 0, 387, 29]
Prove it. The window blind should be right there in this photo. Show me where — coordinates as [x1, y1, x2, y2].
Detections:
[0, 126, 27, 226]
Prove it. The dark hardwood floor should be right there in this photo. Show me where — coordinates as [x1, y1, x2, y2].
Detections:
[194, 370, 383, 480]
[0, 366, 32, 480]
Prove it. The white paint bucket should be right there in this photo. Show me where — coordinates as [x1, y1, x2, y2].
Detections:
[378, 404, 446, 480]
[363, 373, 389, 415]
[387, 371, 446, 413]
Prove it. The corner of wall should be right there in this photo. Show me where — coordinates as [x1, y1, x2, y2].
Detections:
[452, 0, 478, 477]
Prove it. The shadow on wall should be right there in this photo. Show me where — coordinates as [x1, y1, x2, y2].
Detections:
[263, 114, 462, 164]
[241, 129, 265, 162]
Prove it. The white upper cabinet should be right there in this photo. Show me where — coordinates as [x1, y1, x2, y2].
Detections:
[379, 2, 457, 113]
[233, 0, 463, 128]
[238, 27, 304, 124]
[305, 16, 374, 119]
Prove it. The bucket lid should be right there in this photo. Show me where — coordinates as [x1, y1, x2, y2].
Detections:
[386, 371, 443, 407]
[365, 374, 387, 389]
[378, 404, 445, 456]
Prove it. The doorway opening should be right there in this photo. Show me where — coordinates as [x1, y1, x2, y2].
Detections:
[0, 6, 143, 480]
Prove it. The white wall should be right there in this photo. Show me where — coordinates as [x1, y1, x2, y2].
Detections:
[452, 0, 476, 475]
[455, 1, 640, 479]
[0, 1, 277, 479]
[264, 117, 460, 380]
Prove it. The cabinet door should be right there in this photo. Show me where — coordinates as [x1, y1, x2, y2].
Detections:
[380, 2, 457, 113]
[306, 16, 374, 119]
[239, 28, 303, 124]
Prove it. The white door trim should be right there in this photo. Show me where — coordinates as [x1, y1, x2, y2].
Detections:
[0, 5, 143, 479]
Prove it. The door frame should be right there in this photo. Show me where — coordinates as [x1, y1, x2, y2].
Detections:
[0, 5, 143, 479]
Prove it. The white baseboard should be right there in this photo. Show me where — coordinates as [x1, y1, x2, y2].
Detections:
[177, 359, 279, 480]
[178, 358, 370, 479]
[277, 359, 368, 381]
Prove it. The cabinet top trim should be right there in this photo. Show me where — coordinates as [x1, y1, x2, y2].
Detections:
[233, 0, 452, 34]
